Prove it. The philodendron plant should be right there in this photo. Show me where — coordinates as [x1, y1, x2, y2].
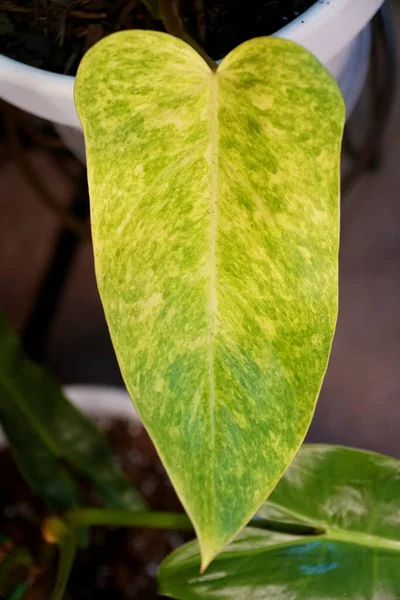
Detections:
[0, 18, 399, 592]
[3, 8, 400, 600]
[1, 312, 400, 599]
[75, 25, 344, 569]
[2, 309, 400, 600]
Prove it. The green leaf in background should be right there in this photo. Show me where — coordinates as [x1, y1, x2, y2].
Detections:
[75, 30, 344, 566]
[6, 582, 29, 600]
[159, 445, 400, 599]
[141, 0, 161, 19]
[0, 546, 31, 597]
[0, 314, 145, 511]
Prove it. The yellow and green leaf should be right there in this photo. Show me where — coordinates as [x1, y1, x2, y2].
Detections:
[75, 30, 345, 567]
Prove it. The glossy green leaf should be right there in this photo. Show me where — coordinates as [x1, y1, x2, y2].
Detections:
[75, 30, 344, 565]
[259, 444, 400, 534]
[0, 314, 145, 511]
[159, 445, 400, 599]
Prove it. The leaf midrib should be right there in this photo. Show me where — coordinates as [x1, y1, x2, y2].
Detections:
[267, 500, 400, 552]
[207, 72, 219, 519]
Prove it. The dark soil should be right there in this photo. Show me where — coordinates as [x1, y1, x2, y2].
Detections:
[1, 0, 315, 75]
[0, 418, 192, 599]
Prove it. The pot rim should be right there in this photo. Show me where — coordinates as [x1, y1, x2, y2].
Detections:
[0, 0, 383, 85]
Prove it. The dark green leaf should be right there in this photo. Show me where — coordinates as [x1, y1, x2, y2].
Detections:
[159, 445, 400, 599]
[141, 0, 161, 18]
[0, 547, 31, 593]
[0, 314, 145, 511]
[0, 330, 82, 511]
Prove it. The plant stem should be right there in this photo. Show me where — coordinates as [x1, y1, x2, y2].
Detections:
[66, 509, 193, 530]
[65, 508, 324, 537]
[158, 0, 217, 71]
[249, 518, 324, 537]
[51, 535, 77, 600]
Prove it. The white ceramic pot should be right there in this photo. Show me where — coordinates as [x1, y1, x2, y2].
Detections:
[0, 385, 139, 448]
[63, 384, 140, 422]
[0, 0, 385, 160]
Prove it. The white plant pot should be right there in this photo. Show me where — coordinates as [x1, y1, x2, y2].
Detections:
[0, 385, 140, 448]
[0, 0, 385, 161]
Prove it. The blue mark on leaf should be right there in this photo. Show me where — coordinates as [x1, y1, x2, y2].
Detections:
[300, 562, 339, 575]
[286, 542, 321, 555]
[327, 543, 336, 551]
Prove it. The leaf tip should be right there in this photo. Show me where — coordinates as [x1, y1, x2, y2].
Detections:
[199, 555, 212, 574]
[199, 538, 221, 573]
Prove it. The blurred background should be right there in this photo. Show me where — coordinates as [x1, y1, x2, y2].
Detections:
[0, 1, 399, 458]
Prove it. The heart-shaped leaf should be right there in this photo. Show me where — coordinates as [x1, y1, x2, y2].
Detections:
[159, 445, 400, 598]
[75, 30, 344, 566]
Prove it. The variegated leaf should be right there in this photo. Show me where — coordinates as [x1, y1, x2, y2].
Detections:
[75, 30, 344, 567]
